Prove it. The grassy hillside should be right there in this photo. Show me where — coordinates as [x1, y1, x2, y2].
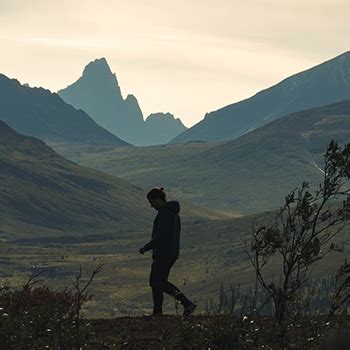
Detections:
[0, 121, 150, 240]
[2, 207, 348, 319]
[56, 100, 350, 215]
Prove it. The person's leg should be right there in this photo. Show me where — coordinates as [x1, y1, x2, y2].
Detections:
[151, 286, 163, 315]
[164, 282, 193, 307]
[162, 258, 195, 310]
[149, 256, 170, 315]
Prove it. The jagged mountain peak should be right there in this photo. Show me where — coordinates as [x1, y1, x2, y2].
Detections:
[76, 57, 123, 94]
[82, 57, 113, 77]
[59, 57, 122, 97]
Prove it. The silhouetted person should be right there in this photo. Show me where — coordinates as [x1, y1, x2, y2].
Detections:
[139, 187, 196, 316]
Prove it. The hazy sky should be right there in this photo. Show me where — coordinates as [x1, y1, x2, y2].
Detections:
[1, 0, 349, 127]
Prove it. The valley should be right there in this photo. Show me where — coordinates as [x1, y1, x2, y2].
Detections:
[56, 100, 350, 215]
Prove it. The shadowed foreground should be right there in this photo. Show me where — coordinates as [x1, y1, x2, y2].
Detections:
[2, 285, 349, 350]
[88, 314, 350, 349]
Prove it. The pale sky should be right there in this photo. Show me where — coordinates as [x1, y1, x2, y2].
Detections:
[1, 0, 349, 127]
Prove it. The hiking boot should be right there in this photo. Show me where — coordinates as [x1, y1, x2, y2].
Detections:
[142, 309, 163, 317]
[152, 310, 163, 317]
[183, 303, 197, 316]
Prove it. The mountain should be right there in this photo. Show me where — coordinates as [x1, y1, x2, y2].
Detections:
[58, 58, 187, 146]
[58, 58, 144, 145]
[0, 74, 128, 148]
[0, 120, 148, 239]
[69, 100, 350, 215]
[171, 51, 350, 144]
[142, 113, 187, 146]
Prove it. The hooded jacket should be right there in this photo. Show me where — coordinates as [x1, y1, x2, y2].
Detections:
[143, 201, 181, 259]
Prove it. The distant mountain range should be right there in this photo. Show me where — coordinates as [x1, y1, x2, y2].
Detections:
[171, 51, 350, 144]
[0, 74, 128, 148]
[0, 120, 149, 239]
[58, 58, 187, 146]
[72, 99, 350, 214]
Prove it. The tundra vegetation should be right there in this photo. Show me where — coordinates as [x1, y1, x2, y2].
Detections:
[0, 141, 349, 349]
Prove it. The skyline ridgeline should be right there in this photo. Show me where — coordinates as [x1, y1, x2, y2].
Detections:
[1, 50, 350, 148]
[170, 50, 350, 144]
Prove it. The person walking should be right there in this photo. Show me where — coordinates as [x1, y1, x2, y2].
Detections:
[139, 187, 196, 316]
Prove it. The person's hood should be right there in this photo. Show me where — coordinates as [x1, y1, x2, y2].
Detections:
[164, 200, 180, 214]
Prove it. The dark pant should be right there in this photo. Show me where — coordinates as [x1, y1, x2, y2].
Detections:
[149, 256, 191, 314]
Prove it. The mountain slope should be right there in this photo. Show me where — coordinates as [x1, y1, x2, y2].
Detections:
[58, 58, 187, 146]
[171, 51, 350, 144]
[71, 100, 350, 214]
[0, 120, 149, 239]
[0, 74, 128, 148]
[0, 121, 228, 239]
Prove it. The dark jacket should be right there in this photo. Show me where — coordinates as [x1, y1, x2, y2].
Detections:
[143, 201, 181, 259]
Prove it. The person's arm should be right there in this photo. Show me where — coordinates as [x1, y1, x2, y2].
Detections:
[143, 210, 173, 252]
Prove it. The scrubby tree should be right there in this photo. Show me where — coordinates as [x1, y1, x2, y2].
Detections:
[246, 140, 350, 323]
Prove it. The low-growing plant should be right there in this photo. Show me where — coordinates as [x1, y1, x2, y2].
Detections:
[0, 263, 103, 349]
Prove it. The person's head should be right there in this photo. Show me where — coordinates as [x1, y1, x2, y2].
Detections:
[147, 187, 167, 211]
